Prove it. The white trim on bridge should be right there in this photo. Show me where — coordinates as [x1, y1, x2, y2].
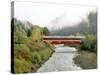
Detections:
[43, 36, 85, 38]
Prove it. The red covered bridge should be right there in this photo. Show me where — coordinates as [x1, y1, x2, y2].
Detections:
[43, 36, 85, 45]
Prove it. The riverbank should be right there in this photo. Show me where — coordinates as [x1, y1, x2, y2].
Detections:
[13, 18, 56, 74]
[31, 46, 54, 72]
[14, 41, 54, 73]
[73, 50, 97, 69]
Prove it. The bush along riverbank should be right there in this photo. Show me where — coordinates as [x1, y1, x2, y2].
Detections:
[73, 35, 97, 69]
[12, 18, 54, 73]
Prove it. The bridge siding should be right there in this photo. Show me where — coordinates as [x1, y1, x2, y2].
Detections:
[46, 41, 81, 44]
[43, 38, 81, 40]
[43, 37, 82, 45]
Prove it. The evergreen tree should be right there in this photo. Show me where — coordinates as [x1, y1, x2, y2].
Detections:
[43, 27, 50, 35]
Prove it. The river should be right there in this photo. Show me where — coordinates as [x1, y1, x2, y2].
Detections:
[37, 46, 82, 72]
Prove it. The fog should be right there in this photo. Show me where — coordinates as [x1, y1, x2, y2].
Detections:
[15, 1, 96, 30]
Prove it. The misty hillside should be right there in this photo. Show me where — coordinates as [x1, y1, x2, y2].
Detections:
[50, 11, 97, 36]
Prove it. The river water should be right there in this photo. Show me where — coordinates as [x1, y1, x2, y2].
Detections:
[37, 46, 82, 72]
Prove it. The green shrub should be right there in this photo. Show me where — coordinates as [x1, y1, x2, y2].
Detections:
[14, 31, 28, 44]
[39, 47, 52, 60]
[31, 47, 53, 64]
[80, 35, 97, 53]
[32, 26, 42, 42]
[14, 58, 33, 73]
[31, 52, 41, 64]
[14, 44, 31, 60]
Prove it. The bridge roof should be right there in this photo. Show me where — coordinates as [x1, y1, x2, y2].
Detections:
[43, 36, 85, 38]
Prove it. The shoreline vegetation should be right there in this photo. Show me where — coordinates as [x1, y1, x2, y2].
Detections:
[12, 18, 55, 73]
[73, 50, 97, 69]
[73, 35, 97, 69]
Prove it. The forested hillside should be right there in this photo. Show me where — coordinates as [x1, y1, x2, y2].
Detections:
[51, 12, 97, 36]
[50, 11, 97, 53]
[12, 18, 54, 73]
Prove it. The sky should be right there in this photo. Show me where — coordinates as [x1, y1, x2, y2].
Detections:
[14, 1, 97, 29]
